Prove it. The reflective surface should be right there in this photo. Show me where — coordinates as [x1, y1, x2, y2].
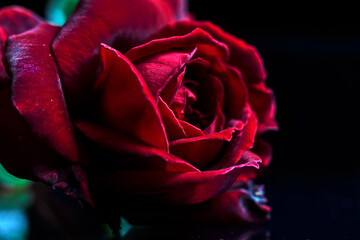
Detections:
[1, 173, 360, 239]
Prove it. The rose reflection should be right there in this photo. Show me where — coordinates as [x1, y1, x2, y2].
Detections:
[120, 224, 270, 240]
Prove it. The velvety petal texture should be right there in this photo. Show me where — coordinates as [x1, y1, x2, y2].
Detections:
[4, 22, 79, 163]
[0, 6, 41, 87]
[52, 0, 186, 108]
[96, 43, 168, 151]
[149, 20, 279, 132]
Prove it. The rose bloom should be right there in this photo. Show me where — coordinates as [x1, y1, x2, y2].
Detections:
[0, 0, 277, 228]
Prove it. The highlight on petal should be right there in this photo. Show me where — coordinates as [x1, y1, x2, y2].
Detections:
[4, 22, 79, 163]
[95, 43, 168, 151]
[0, 6, 41, 87]
[51, 0, 185, 107]
[133, 48, 196, 101]
[169, 127, 235, 169]
[126, 28, 229, 62]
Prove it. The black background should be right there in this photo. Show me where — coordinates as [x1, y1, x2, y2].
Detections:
[1, 1, 360, 239]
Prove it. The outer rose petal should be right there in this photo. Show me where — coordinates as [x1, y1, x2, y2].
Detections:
[0, 90, 80, 190]
[90, 160, 260, 205]
[248, 83, 278, 133]
[121, 182, 270, 225]
[52, 0, 185, 108]
[126, 28, 229, 62]
[0, 6, 41, 87]
[4, 22, 79, 163]
[95, 44, 168, 151]
[150, 20, 265, 84]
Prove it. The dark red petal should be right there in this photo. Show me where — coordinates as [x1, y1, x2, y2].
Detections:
[231, 142, 271, 183]
[150, 20, 266, 85]
[0, 89, 74, 183]
[126, 28, 229, 62]
[0, 6, 41, 87]
[179, 120, 204, 138]
[122, 182, 270, 225]
[4, 22, 79, 163]
[158, 97, 187, 141]
[160, 66, 185, 105]
[75, 120, 197, 172]
[252, 137, 273, 170]
[134, 48, 196, 101]
[93, 161, 260, 205]
[51, 0, 184, 108]
[0, 89, 59, 179]
[169, 127, 235, 169]
[211, 59, 249, 120]
[150, 20, 278, 132]
[195, 73, 225, 133]
[96, 44, 168, 151]
[234, 150, 263, 182]
[248, 83, 278, 133]
[210, 107, 258, 170]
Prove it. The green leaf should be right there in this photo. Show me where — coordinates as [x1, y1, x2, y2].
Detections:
[0, 164, 30, 188]
[45, 0, 80, 25]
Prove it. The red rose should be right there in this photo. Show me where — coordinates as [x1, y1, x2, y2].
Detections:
[0, 0, 277, 228]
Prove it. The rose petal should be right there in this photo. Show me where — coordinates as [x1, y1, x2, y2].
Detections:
[252, 137, 272, 170]
[52, 0, 184, 108]
[91, 160, 260, 205]
[169, 127, 235, 169]
[150, 20, 278, 132]
[160, 66, 185, 105]
[4, 22, 79, 163]
[210, 107, 258, 170]
[0, 89, 69, 180]
[248, 83, 279, 133]
[95, 44, 168, 151]
[75, 120, 197, 172]
[211, 59, 249, 120]
[0, 6, 41, 87]
[150, 20, 266, 84]
[126, 28, 229, 62]
[234, 150, 264, 182]
[158, 97, 187, 141]
[229, 144, 270, 183]
[134, 48, 196, 101]
[178, 120, 204, 138]
[122, 182, 270, 225]
[189, 70, 225, 132]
